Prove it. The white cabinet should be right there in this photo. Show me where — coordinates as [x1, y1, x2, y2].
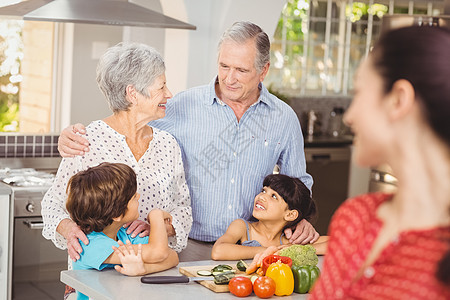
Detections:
[0, 192, 12, 300]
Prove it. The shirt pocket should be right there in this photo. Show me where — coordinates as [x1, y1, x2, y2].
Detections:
[239, 137, 280, 177]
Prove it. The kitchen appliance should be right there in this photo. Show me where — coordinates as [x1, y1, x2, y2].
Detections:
[0, 157, 66, 300]
[0, 0, 196, 30]
[381, 0, 450, 32]
[368, 164, 398, 194]
[304, 145, 351, 235]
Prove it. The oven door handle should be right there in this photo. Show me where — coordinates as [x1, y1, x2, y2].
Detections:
[23, 220, 45, 230]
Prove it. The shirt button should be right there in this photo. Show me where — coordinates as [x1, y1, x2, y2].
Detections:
[228, 205, 232, 210]
[364, 266, 375, 278]
[231, 178, 235, 184]
[264, 141, 268, 146]
[233, 152, 237, 157]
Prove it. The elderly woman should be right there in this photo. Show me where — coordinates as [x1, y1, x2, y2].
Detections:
[42, 43, 192, 263]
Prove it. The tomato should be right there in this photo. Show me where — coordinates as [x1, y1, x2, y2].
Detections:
[229, 276, 253, 297]
[253, 276, 276, 298]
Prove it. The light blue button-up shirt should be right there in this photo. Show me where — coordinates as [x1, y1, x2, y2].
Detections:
[150, 77, 313, 241]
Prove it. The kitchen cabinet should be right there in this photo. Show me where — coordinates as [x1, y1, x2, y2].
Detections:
[0, 186, 12, 300]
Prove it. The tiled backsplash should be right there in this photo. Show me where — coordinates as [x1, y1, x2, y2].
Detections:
[0, 134, 60, 158]
[290, 96, 353, 137]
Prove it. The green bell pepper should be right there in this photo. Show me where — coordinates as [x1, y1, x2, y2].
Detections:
[291, 265, 320, 294]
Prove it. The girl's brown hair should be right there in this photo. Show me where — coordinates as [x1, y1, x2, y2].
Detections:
[66, 162, 137, 234]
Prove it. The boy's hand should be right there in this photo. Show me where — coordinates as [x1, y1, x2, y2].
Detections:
[113, 240, 146, 276]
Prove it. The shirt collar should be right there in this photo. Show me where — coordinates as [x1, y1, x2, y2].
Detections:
[206, 76, 274, 108]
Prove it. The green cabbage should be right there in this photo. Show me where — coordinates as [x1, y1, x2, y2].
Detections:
[278, 244, 318, 267]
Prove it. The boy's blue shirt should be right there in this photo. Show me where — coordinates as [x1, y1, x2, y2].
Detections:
[73, 227, 148, 300]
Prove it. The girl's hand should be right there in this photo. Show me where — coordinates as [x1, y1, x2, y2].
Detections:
[113, 240, 146, 276]
[245, 246, 279, 274]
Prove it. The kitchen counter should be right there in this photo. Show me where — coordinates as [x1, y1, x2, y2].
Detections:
[61, 258, 323, 299]
[304, 135, 353, 148]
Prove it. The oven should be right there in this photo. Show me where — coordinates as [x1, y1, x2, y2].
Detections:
[0, 157, 67, 300]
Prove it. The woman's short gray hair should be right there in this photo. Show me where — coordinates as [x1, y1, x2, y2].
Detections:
[96, 42, 165, 113]
[217, 21, 270, 72]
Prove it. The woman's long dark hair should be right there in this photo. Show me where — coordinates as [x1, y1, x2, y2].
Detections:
[371, 26, 450, 284]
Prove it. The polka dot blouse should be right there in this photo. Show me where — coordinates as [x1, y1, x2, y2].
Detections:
[310, 193, 450, 300]
[41, 120, 192, 252]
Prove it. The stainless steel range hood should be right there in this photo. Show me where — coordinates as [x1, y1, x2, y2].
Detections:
[381, 0, 450, 32]
[0, 0, 196, 30]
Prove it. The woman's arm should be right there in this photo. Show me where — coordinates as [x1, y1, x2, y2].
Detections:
[41, 156, 89, 260]
[163, 138, 192, 252]
[211, 219, 266, 260]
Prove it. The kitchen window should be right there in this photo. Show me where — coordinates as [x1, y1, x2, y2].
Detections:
[265, 0, 445, 97]
[0, 18, 56, 133]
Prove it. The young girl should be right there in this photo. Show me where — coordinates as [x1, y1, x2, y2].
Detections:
[66, 162, 178, 300]
[211, 174, 328, 261]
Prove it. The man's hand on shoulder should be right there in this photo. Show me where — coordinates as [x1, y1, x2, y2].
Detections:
[58, 123, 90, 157]
[284, 219, 320, 245]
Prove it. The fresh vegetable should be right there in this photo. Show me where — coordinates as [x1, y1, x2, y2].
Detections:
[261, 255, 292, 275]
[197, 270, 212, 276]
[236, 260, 249, 272]
[228, 276, 253, 297]
[265, 261, 294, 296]
[253, 276, 276, 298]
[291, 265, 320, 294]
[250, 275, 259, 284]
[213, 270, 235, 285]
[212, 264, 233, 273]
[278, 244, 319, 267]
[212, 270, 235, 276]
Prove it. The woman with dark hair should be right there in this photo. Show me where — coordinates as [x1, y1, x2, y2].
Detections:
[310, 26, 450, 299]
[211, 174, 328, 261]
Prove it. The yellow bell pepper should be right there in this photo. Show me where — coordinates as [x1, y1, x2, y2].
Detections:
[265, 260, 294, 296]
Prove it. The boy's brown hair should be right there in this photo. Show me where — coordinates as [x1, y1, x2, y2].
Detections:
[66, 162, 137, 234]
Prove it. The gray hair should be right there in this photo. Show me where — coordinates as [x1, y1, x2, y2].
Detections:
[217, 21, 270, 72]
[96, 42, 165, 113]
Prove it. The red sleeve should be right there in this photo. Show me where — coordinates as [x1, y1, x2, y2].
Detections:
[310, 193, 387, 299]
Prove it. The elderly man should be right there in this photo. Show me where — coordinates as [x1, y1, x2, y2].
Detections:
[58, 21, 317, 260]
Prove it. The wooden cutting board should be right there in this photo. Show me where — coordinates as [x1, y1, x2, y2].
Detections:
[178, 264, 251, 293]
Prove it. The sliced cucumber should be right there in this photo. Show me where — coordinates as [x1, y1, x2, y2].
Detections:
[212, 270, 235, 275]
[211, 264, 233, 273]
[236, 260, 248, 272]
[197, 270, 212, 276]
[213, 271, 235, 285]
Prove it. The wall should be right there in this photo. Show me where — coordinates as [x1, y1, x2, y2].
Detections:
[69, 24, 122, 126]
[66, 0, 286, 125]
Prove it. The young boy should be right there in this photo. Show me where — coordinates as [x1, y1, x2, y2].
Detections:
[211, 174, 328, 261]
[65, 162, 178, 299]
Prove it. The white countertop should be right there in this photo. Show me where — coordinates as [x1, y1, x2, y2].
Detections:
[61, 258, 323, 300]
